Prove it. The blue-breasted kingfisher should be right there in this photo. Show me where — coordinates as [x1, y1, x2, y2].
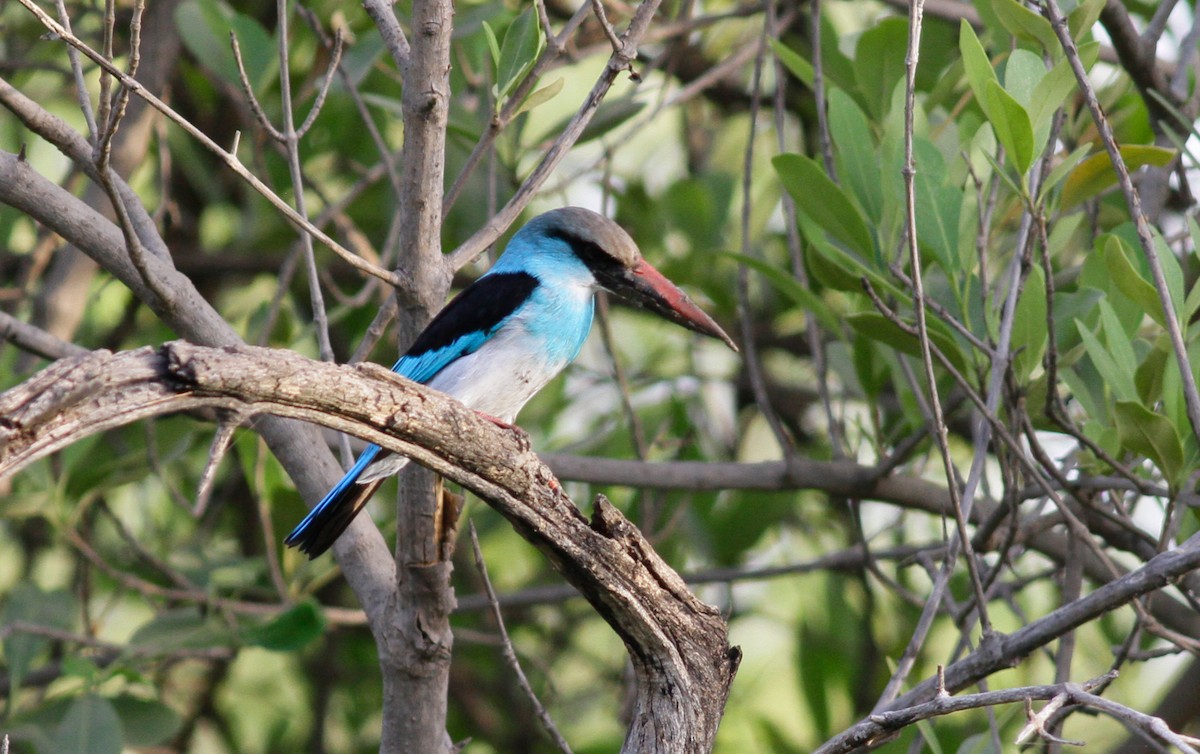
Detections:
[285, 207, 736, 557]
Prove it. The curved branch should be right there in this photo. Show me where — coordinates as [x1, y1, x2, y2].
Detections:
[0, 342, 741, 754]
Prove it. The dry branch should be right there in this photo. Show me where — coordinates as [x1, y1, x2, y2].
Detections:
[0, 342, 741, 754]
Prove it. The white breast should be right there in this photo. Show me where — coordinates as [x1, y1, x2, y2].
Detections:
[425, 325, 570, 423]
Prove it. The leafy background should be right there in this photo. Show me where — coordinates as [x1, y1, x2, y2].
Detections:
[2, 0, 1200, 751]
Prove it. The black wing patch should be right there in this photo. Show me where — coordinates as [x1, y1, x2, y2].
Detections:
[404, 271, 539, 358]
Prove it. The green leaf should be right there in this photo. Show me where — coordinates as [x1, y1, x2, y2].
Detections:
[769, 38, 814, 88]
[847, 312, 967, 372]
[1063, 361, 1106, 423]
[773, 153, 874, 257]
[515, 77, 563, 116]
[494, 6, 542, 101]
[482, 20, 501, 68]
[991, 0, 1059, 53]
[957, 732, 1003, 754]
[338, 28, 385, 88]
[1103, 234, 1166, 327]
[3, 585, 75, 704]
[1029, 42, 1098, 143]
[241, 600, 326, 651]
[575, 97, 646, 143]
[797, 620, 832, 736]
[1114, 401, 1185, 488]
[1003, 49, 1044, 107]
[110, 696, 183, 747]
[983, 79, 1035, 175]
[129, 608, 234, 651]
[51, 695, 123, 754]
[1135, 344, 1169, 405]
[1154, 230, 1185, 325]
[854, 18, 909, 120]
[828, 87, 882, 222]
[803, 233, 869, 292]
[793, 214, 907, 301]
[912, 138, 961, 272]
[1068, 0, 1106, 40]
[1098, 298, 1139, 382]
[1060, 145, 1177, 207]
[959, 20, 999, 111]
[1012, 263, 1047, 381]
[174, 0, 277, 90]
[1075, 315, 1136, 403]
[1053, 286, 1104, 354]
[1040, 144, 1092, 201]
[853, 337, 890, 400]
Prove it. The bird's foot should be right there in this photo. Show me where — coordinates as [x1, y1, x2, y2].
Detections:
[476, 411, 532, 452]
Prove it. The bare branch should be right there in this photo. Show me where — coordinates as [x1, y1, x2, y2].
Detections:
[0, 310, 88, 361]
[362, 0, 411, 72]
[469, 523, 574, 754]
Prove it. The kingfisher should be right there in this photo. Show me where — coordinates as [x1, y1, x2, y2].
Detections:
[285, 207, 736, 557]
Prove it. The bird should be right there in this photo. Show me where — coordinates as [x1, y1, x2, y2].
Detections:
[285, 207, 736, 557]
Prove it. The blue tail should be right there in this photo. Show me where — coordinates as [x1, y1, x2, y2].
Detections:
[285, 444, 386, 557]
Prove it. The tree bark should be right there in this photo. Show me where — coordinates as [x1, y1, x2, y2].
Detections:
[386, 0, 457, 748]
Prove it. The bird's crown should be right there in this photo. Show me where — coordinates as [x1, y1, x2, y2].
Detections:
[522, 207, 643, 271]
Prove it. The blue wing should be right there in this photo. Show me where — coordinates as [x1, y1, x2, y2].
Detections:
[285, 271, 540, 557]
[392, 271, 538, 383]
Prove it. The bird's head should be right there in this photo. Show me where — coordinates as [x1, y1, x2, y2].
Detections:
[520, 207, 738, 351]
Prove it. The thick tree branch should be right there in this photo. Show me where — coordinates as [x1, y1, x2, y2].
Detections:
[0, 342, 742, 754]
[386, 0, 457, 749]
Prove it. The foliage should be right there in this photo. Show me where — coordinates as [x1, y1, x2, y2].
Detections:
[1, 0, 1200, 752]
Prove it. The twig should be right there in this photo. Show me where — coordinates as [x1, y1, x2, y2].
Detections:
[194, 410, 248, 517]
[469, 524, 574, 754]
[96, 498, 202, 593]
[361, 0, 411, 72]
[297, 8, 400, 198]
[1144, 0, 1180, 45]
[0, 310, 87, 361]
[868, 672, 1114, 735]
[809, 0, 836, 177]
[58, 526, 365, 625]
[0, 620, 235, 661]
[54, 0, 98, 143]
[455, 541, 940, 612]
[230, 32, 285, 142]
[1019, 683, 1200, 753]
[770, 0, 843, 453]
[736, 16, 793, 461]
[95, 0, 143, 171]
[899, 0, 992, 636]
[590, 0, 626, 55]
[1016, 692, 1084, 746]
[254, 435, 290, 600]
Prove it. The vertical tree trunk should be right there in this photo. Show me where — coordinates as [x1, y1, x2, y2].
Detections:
[380, 0, 456, 751]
